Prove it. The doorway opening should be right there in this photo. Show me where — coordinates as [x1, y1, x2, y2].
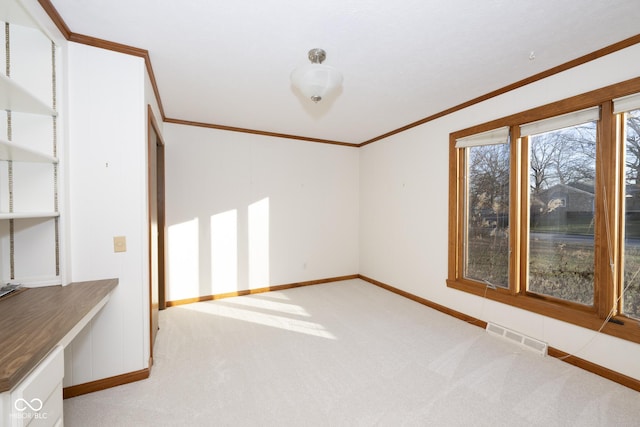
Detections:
[148, 105, 166, 365]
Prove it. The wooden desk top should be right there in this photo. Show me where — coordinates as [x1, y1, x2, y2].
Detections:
[0, 279, 118, 392]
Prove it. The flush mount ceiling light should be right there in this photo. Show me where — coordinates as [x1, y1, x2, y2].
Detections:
[291, 48, 343, 103]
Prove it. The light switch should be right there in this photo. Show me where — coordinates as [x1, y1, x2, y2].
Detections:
[114, 236, 127, 253]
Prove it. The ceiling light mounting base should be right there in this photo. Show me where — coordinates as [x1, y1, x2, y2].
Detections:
[308, 48, 326, 64]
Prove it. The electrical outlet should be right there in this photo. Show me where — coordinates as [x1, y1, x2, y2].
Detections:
[113, 236, 127, 253]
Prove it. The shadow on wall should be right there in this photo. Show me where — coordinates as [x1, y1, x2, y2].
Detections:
[167, 197, 270, 301]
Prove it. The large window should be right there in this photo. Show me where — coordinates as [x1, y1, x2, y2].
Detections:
[448, 80, 640, 345]
[620, 98, 640, 320]
[459, 129, 510, 288]
[524, 111, 598, 306]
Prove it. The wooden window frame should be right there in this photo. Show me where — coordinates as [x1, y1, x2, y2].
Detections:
[447, 76, 640, 345]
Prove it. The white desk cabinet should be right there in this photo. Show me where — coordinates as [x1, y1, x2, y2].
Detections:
[0, 280, 117, 427]
[4, 346, 63, 427]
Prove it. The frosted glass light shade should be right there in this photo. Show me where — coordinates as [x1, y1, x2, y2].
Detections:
[290, 63, 343, 103]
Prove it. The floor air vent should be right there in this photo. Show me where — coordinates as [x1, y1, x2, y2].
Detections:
[486, 322, 548, 356]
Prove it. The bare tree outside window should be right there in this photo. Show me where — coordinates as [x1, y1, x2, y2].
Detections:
[528, 123, 597, 305]
[464, 143, 510, 288]
[623, 109, 640, 319]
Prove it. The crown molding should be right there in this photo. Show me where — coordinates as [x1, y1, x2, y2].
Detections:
[358, 33, 640, 147]
[164, 118, 357, 147]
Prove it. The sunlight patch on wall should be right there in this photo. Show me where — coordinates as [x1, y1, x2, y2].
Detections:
[249, 197, 270, 288]
[168, 217, 199, 301]
[211, 209, 238, 293]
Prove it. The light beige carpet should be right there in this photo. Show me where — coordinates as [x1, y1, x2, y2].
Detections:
[64, 279, 640, 426]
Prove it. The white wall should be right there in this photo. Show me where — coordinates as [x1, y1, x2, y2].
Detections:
[360, 43, 640, 381]
[63, 42, 150, 386]
[164, 123, 359, 301]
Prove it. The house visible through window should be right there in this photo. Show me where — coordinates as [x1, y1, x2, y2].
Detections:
[448, 80, 640, 345]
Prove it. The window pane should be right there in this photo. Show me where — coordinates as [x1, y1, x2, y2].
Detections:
[623, 109, 640, 319]
[463, 143, 510, 288]
[528, 122, 596, 305]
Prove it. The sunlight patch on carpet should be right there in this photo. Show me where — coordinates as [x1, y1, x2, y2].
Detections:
[183, 300, 337, 340]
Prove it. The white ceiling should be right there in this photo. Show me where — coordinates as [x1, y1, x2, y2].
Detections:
[49, 0, 640, 144]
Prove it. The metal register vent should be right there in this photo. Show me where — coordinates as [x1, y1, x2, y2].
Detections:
[486, 322, 548, 356]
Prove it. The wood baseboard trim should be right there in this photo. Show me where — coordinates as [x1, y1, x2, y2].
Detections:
[546, 347, 640, 392]
[357, 274, 485, 326]
[166, 274, 360, 307]
[63, 368, 150, 399]
[357, 274, 640, 392]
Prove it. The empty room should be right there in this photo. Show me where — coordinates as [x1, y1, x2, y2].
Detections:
[1, 0, 640, 426]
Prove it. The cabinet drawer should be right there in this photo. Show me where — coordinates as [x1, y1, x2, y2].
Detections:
[10, 346, 63, 427]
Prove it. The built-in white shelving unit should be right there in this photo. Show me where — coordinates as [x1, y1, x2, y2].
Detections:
[0, 3, 70, 426]
[0, 212, 59, 220]
[0, 138, 58, 163]
[0, 73, 57, 116]
[0, 0, 61, 287]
